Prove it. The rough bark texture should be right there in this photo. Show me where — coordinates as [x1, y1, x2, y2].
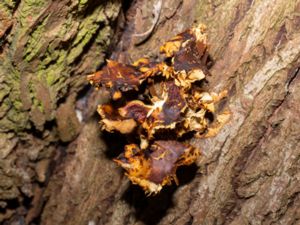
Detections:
[0, 0, 121, 224]
[1, 0, 300, 225]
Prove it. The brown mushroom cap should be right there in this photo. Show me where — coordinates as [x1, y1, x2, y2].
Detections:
[98, 104, 137, 134]
[87, 60, 148, 100]
[88, 23, 230, 194]
[114, 141, 200, 194]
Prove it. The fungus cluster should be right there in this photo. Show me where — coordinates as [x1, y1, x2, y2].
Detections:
[88, 24, 230, 194]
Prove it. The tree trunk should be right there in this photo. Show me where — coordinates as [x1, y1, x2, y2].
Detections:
[1, 0, 300, 225]
[0, 0, 121, 224]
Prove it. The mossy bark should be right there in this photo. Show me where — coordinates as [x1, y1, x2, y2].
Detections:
[0, 0, 121, 223]
[1, 0, 300, 225]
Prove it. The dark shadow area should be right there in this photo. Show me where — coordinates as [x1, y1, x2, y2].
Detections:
[206, 55, 214, 69]
[122, 0, 135, 13]
[0, 198, 20, 214]
[101, 130, 128, 159]
[1, 198, 25, 225]
[21, 120, 57, 144]
[122, 163, 198, 225]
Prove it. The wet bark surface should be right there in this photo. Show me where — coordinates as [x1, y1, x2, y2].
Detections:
[1, 0, 300, 224]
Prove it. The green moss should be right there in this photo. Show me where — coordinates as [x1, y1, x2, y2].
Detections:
[78, 0, 89, 6]
[0, 0, 16, 14]
[2, 0, 16, 8]
[96, 26, 111, 44]
[24, 15, 49, 62]
[0, 0, 121, 133]
[66, 7, 107, 64]
[4, 64, 24, 112]
[9, 0, 47, 58]
[45, 68, 58, 86]
[12, 100, 23, 110]
[57, 15, 74, 39]
[36, 49, 67, 87]
[78, 0, 89, 11]
[44, 65, 62, 86]
[9, 86, 22, 110]
[0, 98, 10, 119]
[0, 104, 29, 132]
[79, 0, 89, 4]
[0, 85, 10, 103]
[18, 0, 46, 26]
[32, 98, 44, 112]
[0, 63, 24, 125]
[6, 108, 29, 128]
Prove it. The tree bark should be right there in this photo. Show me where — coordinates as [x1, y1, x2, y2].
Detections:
[0, 0, 121, 224]
[1, 0, 300, 225]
